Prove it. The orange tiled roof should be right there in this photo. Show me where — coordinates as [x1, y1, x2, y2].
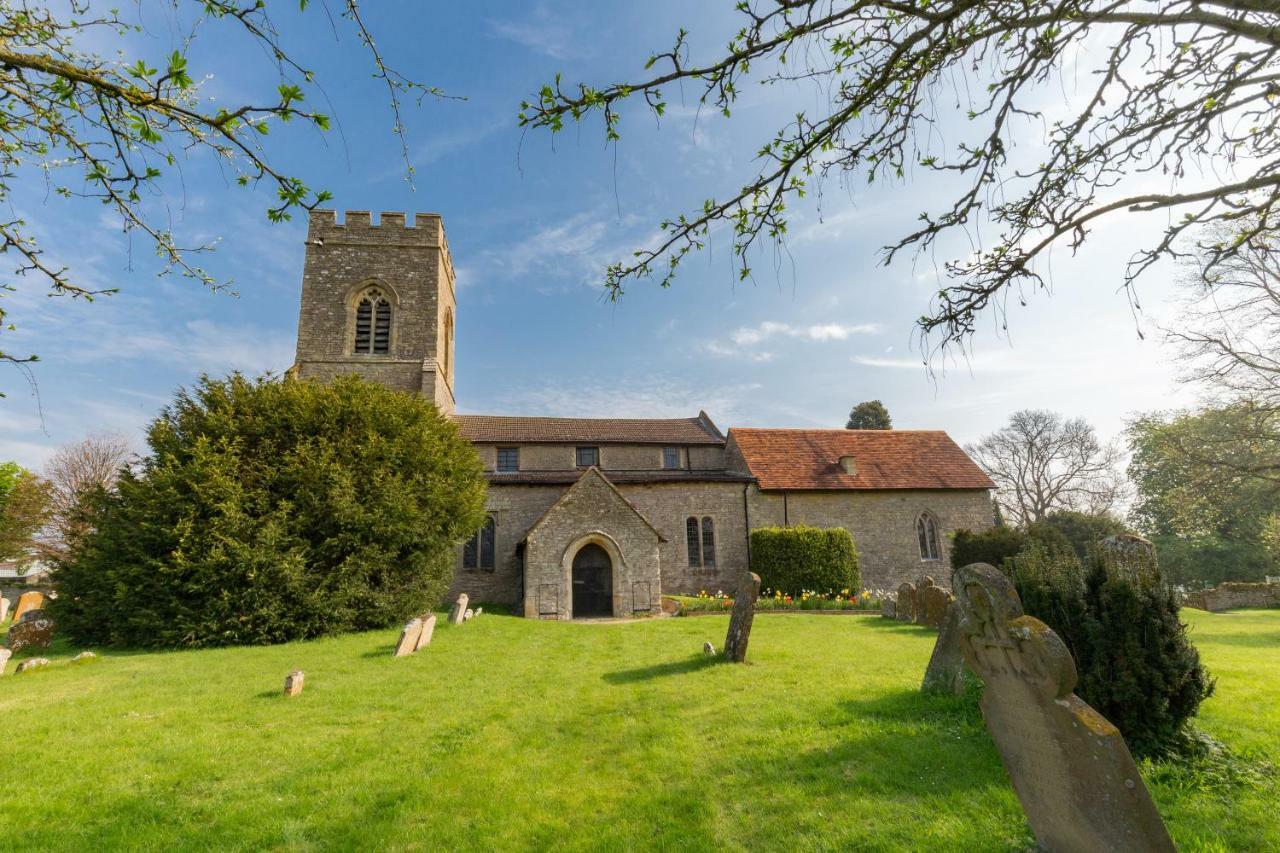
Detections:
[730, 428, 994, 491]
[454, 411, 724, 445]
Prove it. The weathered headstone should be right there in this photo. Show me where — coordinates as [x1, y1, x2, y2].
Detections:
[880, 597, 897, 619]
[723, 571, 761, 663]
[71, 651, 97, 664]
[448, 593, 469, 625]
[1097, 533, 1158, 580]
[921, 602, 966, 695]
[922, 584, 954, 629]
[896, 582, 916, 622]
[6, 611, 53, 652]
[463, 608, 474, 621]
[954, 562, 1175, 852]
[703, 641, 716, 655]
[15, 657, 49, 674]
[393, 618, 424, 657]
[473, 607, 483, 618]
[284, 670, 305, 697]
[914, 576, 936, 625]
[0, 647, 11, 675]
[413, 614, 437, 651]
[11, 591, 44, 625]
[0, 597, 10, 622]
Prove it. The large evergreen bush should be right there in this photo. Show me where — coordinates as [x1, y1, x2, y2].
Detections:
[1008, 543, 1214, 758]
[750, 525, 859, 595]
[51, 374, 487, 648]
[951, 526, 1028, 572]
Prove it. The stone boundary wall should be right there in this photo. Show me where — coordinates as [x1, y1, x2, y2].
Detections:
[1182, 581, 1280, 612]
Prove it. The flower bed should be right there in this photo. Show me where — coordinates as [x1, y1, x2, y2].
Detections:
[674, 588, 891, 614]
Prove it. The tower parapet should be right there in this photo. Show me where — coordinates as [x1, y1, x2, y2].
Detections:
[293, 209, 457, 413]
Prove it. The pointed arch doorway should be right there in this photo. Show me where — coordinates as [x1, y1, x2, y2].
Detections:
[571, 543, 613, 618]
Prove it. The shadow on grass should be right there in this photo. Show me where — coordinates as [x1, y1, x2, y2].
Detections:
[602, 654, 721, 684]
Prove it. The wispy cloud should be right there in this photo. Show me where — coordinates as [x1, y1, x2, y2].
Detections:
[704, 319, 880, 360]
[487, 7, 576, 59]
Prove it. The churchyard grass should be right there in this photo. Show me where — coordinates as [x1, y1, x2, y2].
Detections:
[0, 609, 1275, 850]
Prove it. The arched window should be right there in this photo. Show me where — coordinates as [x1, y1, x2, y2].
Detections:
[687, 516, 716, 569]
[443, 307, 453, 380]
[463, 516, 496, 571]
[353, 287, 392, 355]
[917, 512, 941, 562]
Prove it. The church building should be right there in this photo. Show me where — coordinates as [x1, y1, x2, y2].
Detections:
[293, 210, 995, 619]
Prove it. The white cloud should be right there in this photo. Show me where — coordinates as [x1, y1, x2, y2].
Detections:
[709, 319, 880, 358]
[487, 8, 576, 59]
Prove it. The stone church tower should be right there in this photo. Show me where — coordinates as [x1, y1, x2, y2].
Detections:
[293, 210, 456, 414]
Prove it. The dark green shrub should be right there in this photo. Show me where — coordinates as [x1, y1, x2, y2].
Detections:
[51, 374, 487, 648]
[1008, 543, 1214, 759]
[1040, 510, 1129, 559]
[951, 526, 1028, 572]
[750, 525, 859, 595]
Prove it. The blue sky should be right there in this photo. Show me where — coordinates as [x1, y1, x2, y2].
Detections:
[0, 2, 1201, 469]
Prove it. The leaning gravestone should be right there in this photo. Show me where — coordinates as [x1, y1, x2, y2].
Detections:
[921, 602, 965, 695]
[921, 584, 954, 629]
[448, 594, 469, 625]
[0, 597, 9, 623]
[723, 571, 761, 663]
[896, 582, 916, 622]
[0, 647, 11, 675]
[954, 562, 1175, 852]
[413, 614, 437, 652]
[914, 576, 936, 625]
[6, 610, 54, 653]
[11, 591, 44, 625]
[393, 618, 424, 657]
[15, 657, 49, 674]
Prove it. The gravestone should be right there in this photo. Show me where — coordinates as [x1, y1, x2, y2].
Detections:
[922, 584, 954, 628]
[954, 562, 1175, 852]
[723, 571, 761, 663]
[393, 618, 424, 657]
[880, 597, 897, 619]
[71, 651, 97, 663]
[11, 591, 44, 625]
[914, 576, 936, 625]
[463, 608, 474, 621]
[0, 597, 9, 622]
[284, 670, 305, 697]
[896, 583, 916, 622]
[921, 602, 966, 695]
[6, 611, 54, 652]
[15, 657, 49, 674]
[413, 614, 437, 651]
[448, 594, 469, 625]
[703, 641, 716, 656]
[473, 607, 483, 618]
[0, 647, 10, 675]
[1097, 534, 1158, 580]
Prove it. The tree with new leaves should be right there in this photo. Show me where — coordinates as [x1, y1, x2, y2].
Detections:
[968, 409, 1125, 526]
[0, 460, 49, 559]
[845, 399, 891, 430]
[520, 2, 1280, 354]
[0, 1, 442, 383]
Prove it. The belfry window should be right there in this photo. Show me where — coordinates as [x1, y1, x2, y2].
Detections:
[917, 512, 941, 562]
[353, 287, 392, 355]
[687, 516, 716, 568]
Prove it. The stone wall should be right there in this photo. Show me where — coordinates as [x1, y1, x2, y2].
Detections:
[446, 484, 562, 608]
[622, 481, 751, 594]
[1182, 581, 1280, 612]
[294, 210, 455, 413]
[745, 486, 994, 592]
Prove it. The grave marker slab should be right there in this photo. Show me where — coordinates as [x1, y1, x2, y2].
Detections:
[896, 583, 916, 622]
[0, 647, 10, 675]
[723, 571, 761, 663]
[448, 594, 469, 625]
[914, 576, 936, 625]
[11, 591, 44, 625]
[0, 597, 9, 622]
[922, 584, 954, 628]
[15, 657, 49, 674]
[954, 562, 1175, 852]
[880, 597, 897, 619]
[284, 670, 305, 697]
[393, 618, 424, 657]
[921, 602, 965, 695]
[413, 614, 437, 651]
[6, 612, 53, 652]
[1097, 533, 1158, 580]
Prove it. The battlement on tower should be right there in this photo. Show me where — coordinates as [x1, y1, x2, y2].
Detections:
[307, 210, 444, 247]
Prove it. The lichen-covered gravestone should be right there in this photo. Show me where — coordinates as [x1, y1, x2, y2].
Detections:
[723, 571, 761, 663]
[393, 618, 424, 657]
[11, 591, 44, 625]
[880, 597, 897, 619]
[448, 594, 469, 625]
[954, 562, 1175, 852]
[914, 576, 936, 625]
[896, 582, 916, 622]
[1097, 533, 1158, 580]
[921, 602, 965, 695]
[284, 670, 305, 697]
[413, 614, 437, 651]
[6, 610, 54, 653]
[922, 584, 954, 629]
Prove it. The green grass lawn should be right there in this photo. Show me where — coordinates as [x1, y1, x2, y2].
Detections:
[0, 609, 1276, 851]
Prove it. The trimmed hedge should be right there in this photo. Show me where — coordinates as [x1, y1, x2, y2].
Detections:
[750, 525, 859, 595]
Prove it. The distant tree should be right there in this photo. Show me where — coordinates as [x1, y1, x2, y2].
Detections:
[968, 410, 1125, 526]
[0, 1, 443, 378]
[521, 2, 1280, 354]
[0, 463, 49, 560]
[42, 433, 134, 559]
[52, 374, 486, 648]
[845, 400, 891, 430]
